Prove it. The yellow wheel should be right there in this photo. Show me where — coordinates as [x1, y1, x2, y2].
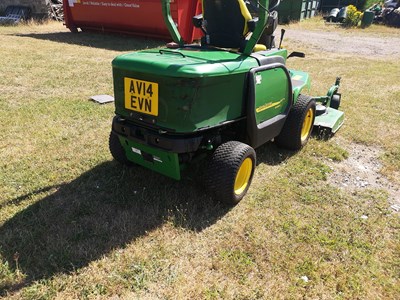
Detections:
[234, 158, 253, 195]
[275, 95, 316, 150]
[301, 107, 314, 143]
[207, 141, 256, 205]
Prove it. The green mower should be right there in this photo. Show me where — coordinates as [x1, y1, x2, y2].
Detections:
[109, 0, 344, 205]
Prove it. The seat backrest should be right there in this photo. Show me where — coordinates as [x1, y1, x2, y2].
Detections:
[202, 0, 252, 48]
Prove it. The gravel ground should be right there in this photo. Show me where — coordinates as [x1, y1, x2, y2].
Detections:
[285, 29, 400, 57]
[282, 28, 400, 211]
[326, 141, 400, 210]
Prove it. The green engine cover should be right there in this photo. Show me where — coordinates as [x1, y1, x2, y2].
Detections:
[112, 48, 261, 133]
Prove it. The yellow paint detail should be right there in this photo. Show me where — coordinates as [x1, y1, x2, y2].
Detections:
[234, 157, 253, 195]
[124, 77, 159, 116]
[238, 0, 252, 35]
[253, 44, 267, 52]
[202, 0, 252, 38]
[256, 98, 285, 113]
[301, 107, 314, 142]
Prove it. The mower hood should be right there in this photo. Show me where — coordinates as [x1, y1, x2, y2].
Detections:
[112, 48, 257, 78]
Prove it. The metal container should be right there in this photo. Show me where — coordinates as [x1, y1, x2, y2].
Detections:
[277, 0, 321, 23]
[361, 10, 374, 28]
[63, 0, 202, 43]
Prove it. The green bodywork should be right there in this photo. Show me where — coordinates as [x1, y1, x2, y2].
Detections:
[113, 48, 291, 133]
[119, 136, 181, 179]
[314, 107, 344, 134]
[312, 77, 344, 133]
[111, 0, 344, 180]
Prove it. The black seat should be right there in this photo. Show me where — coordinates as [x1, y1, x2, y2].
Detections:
[201, 0, 254, 49]
[193, 0, 278, 52]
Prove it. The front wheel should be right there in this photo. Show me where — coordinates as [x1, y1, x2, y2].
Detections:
[275, 95, 316, 150]
[207, 141, 256, 205]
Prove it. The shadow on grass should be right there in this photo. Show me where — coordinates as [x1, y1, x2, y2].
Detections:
[256, 131, 332, 166]
[0, 161, 230, 294]
[0, 141, 297, 294]
[256, 141, 296, 166]
[13, 31, 165, 51]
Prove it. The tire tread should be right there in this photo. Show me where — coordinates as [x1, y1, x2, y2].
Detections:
[275, 94, 315, 150]
[207, 141, 256, 205]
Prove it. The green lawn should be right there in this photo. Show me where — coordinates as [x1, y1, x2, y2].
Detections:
[0, 21, 399, 299]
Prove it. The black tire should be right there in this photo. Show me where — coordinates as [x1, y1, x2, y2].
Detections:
[330, 93, 341, 109]
[207, 141, 256, 205]
[275, 94, 316, 150]
[109, 132, 133, 166]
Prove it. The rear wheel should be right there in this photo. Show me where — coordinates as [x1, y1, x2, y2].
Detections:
[207, 141, 256, 205]
[109, 132, 133, 166]
[275, 94, 316, 150]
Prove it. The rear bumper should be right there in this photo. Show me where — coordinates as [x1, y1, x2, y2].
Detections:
[112, 116, 207, 180]
[118, 136, 182, 180]
[112, 116, 203, 154]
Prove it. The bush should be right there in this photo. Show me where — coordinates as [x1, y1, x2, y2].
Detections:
[344, 5, 363, 26]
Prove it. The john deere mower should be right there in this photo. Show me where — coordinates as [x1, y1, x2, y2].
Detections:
[109, 0, 344, 205]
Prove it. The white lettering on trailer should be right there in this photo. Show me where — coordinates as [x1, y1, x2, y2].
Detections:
[81, 1, 140, 8]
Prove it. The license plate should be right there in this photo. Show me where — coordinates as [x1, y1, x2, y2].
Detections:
[124, 77, 159, 116]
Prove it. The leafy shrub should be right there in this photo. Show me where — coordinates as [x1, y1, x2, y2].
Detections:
[344, 5, 364, 27]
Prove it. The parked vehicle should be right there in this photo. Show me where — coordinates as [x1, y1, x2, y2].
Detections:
[109, 0, 344, 204]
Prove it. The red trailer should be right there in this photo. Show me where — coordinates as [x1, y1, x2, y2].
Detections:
[63, 0, 202, 43]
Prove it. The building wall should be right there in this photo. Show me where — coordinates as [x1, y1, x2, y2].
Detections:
[0, 0, 49, 17]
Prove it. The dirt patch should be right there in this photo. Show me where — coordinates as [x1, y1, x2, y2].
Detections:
[282, 28, 400, 211]
[285, 29, 400, 57]
[326, 141, 400, 211]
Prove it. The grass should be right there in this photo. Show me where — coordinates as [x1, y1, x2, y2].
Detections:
[0, 20, 399, 299]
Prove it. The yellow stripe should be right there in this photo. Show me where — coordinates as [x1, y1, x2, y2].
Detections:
[256, 98, 285, 113]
